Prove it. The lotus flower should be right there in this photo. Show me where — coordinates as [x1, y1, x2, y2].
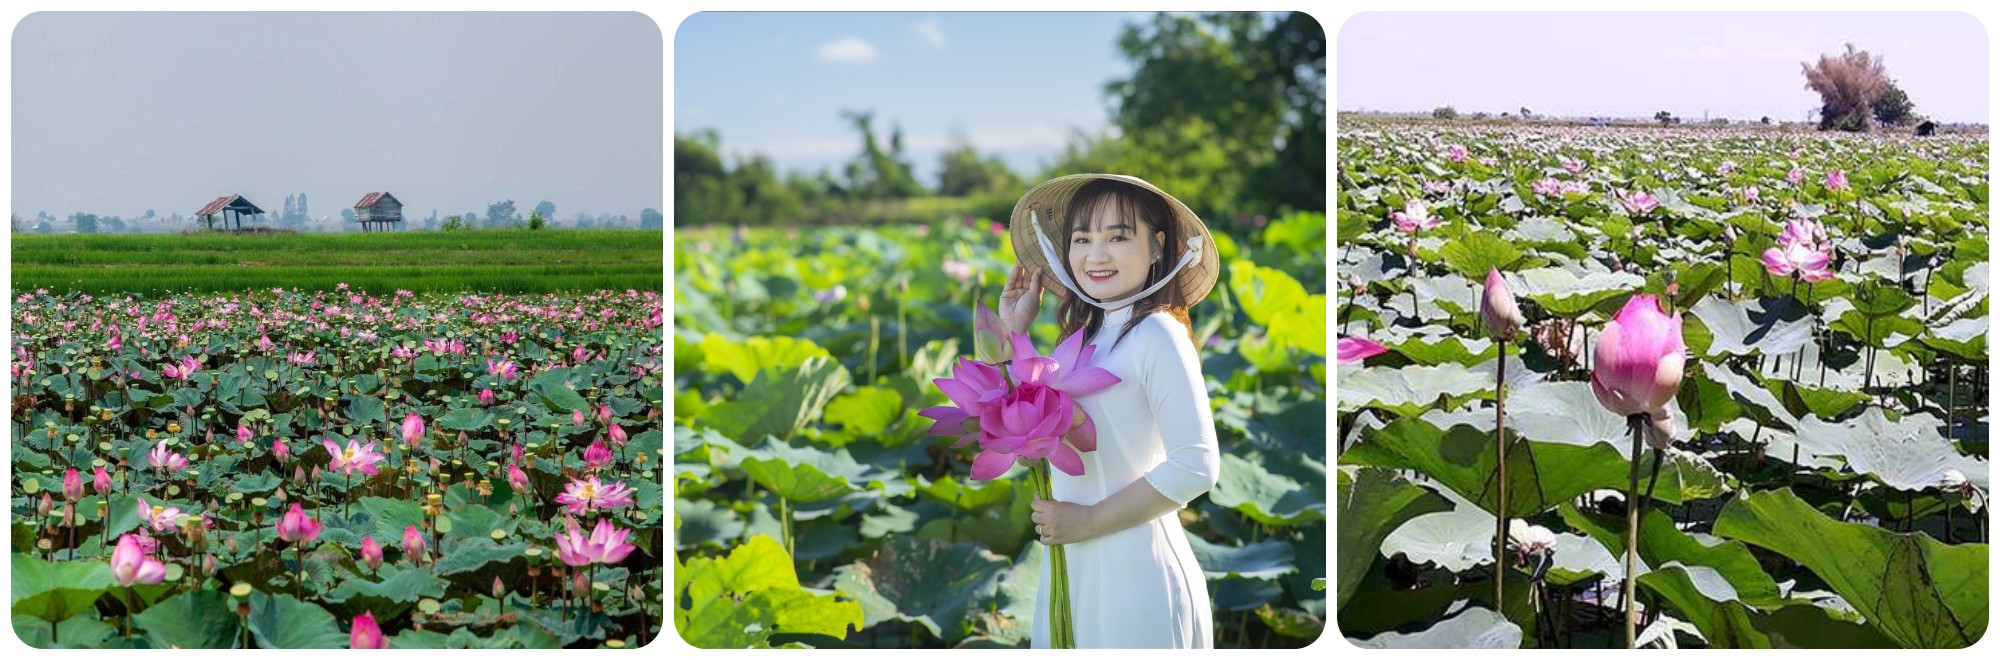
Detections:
[148, 440, 188, 473]
[1787, 167, 1804, 185]
[237, 423, 254, 445]
[572, 409, 587, 426]
[1590, 295, 1685, 450]
[607, 423, 628, 446]
[1391, 200, 1442, 233]
[350, 612, 388, 649]
[1825, 169, 1849, 192]
[1620, 191, 1659, 216]
[1531, 178, 1562, 197]
[1761, 239, 1836, 282]
[974, 302, 1011, 363]
[555, 518, 637, 567]
[62, 467, 82, 502]
[972, 383, 1079, 478]
[584, 441, 613, 470]
[554, 476, 636, 514]
[273, 437, 293, 463]
[136, 498, 186, 532]
[1007, 331, 1121, 398]
[93, 466, 112, 495]
[814, 285, 848, 304]
[401, 413, 424, 447]
[1444, 143, 1469, 162]
[323, 437, 387, 476]
[360, 536, 384, 571]
[403, 525, 427, 560]
[486, 359, 519, 380]
[277, 502, 323, 543]
[478, 388, 496, 406]
[943, 259, 975, 282]
[1479, 268, 1525, 341]
[1336, 336, 1389, 364]
[918, 357, 1009, 446]
[1507, 518, 1557, 563]
[110, 533, 167, 586]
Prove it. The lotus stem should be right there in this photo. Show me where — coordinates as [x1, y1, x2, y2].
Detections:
[1623, 414, 1643, 649]
[1494, 339, 1509, 608]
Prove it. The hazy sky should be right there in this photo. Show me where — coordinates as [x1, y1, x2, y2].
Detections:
[11, 12, 662, 221]
[1338, 12, 1988, 123]
[675, 11, 1154, 186]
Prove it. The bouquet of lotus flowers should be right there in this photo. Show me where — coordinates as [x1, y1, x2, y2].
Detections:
[918, 303, 1119, 649]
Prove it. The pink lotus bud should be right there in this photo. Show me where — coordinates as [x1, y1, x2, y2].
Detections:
[572, 410, 585, 426]
[583, 441, 613, 470]
[62, 467, 83, 502]
[510, 442, 525, 463]
[1336, 336, 1389, 364]
[607, 424, 627, 446]
[507, 463, 530, 491]
[401, 413, 424, 447]
[1479, 268, 1525, 342]
[597, 404, 613, 425]
[93, 466, 112, 495]
[274, 438, 292, 463]
[974, 302, 1011, 363]
[39, 493, 52, 516]
[276, 502, 323, 544]
[110, 533, 167, 586]
[1590, 294, 1686, 450]
[478, 388, 496, 406]
[360, 535, 384, 571]
[403, 525, 426, 560]
[237, 423, 254, 445]
[350, 611, 388, 649]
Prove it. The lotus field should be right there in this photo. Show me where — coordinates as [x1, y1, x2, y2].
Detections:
[672, 216, 1328, 648]
[1336, 122, 1990, 648]
[9, 287, 666, 648]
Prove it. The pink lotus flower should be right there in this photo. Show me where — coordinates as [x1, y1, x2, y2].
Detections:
[583, 441, 613, 470]
[1336, 336, 1389, 364]
[507, 463, 530, 491]
[1390, 200, 1442, 233]
[1421, 179, 1452, 196]
[1762, 239, 1836, 282]
[391, 346, 417, 361]
[323, 438, 387, 476]
[403, 525, 427, 561]
[509, 442, 525, 464]
[256, 335, 274, 352]
[62, 467, 82, 502]
[973, 382, 1082, 478]
[136, 498, 186, 532]
[1531, 178, 1562, 197]
[277, 502, 323, 543]
[1620, 191, 1659, 216]
[555, 518, 637, 567]
[1787, 167, 1804, 185]
[607, 423, 627, 446]
[93, 466, 112, 495]
[401, 413, 424, 447]
[1444, 143, 1469, 162]
[236, 423, 254, 445]
[110, 533, 167, 586]
[273, 437, 293, 463]
[553, 476, 636, 514]
[360, 536, 384, 571]
[919, 357, 1009, 446]
[1590, 294, 1686, 449]
[973, 302, 1011, 364]
[287, 351, 316, 365]
[486, 359, 519, 380]
[148, 440, 188, 473]
[500, 330, 518, 344]
[478, 388, 496, 406]
[1562, 156, 1586, 174]
[1825, 169, 1849, 192]
[350, 612, 388, 649]
[597, 404, 613, 425]
[942, 259, 975, 282]
[160, 355, 200, 380]
[572, 410, 586, 426]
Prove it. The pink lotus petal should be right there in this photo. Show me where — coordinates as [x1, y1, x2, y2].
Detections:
[1047, 443, 1085, 476]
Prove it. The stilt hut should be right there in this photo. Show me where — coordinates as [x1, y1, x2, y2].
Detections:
[353, 192, 404, 232]
[194, 195, 266, 230]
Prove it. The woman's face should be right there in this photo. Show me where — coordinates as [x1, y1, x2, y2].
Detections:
[1068, 197, 1166, 302]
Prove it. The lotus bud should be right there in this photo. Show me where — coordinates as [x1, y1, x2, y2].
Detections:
[1479, 268, 1525, 342]
[39, 493, 52, 517]
[360, 536, 384, 571]
[973, 302, 1011, 363]
[492, 576, 505, 599]
[94, 466, 113, 495]
[62, 467, 83, 502]
[1591, 294, 1687, 445]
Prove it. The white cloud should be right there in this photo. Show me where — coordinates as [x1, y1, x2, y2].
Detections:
[913, 18, 946, 48]
[815, 37, 878, 64]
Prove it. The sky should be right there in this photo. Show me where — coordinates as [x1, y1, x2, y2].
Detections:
[1338, 12, 1988, 124]
[674, 11, 1154, 187]
[11, 12, 662, 222]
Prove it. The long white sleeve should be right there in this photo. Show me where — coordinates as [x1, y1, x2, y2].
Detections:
[1136, 314, 1221, 507]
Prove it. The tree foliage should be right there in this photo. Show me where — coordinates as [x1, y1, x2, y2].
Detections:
[1873, 80, 1916, 127]
[1802, 43, 1890, 132]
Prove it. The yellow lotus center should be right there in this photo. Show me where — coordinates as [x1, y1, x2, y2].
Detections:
[344, 448, 358, 462]
[151, 505, 164, 518]
[581, 482, 597, 499]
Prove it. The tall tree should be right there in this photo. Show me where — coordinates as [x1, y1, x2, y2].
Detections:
[487, 200, 519, 228]
[1873, 80, 1916, 126]
[1802, 43, 1890, 132]
[535, 200, 556, 219]
[641, 208, 663, 230]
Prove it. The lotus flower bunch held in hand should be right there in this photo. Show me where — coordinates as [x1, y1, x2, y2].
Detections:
[919, 303, 1120, 480]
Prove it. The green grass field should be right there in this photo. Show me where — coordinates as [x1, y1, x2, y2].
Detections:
[9, 229, 663, 294]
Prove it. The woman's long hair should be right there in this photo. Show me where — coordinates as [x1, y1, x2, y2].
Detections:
[1054, 179, 1198, 351]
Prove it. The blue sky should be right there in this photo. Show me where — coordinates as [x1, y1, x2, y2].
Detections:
[674, 11, 1155, 187]
[1338, 12, 1988, 123]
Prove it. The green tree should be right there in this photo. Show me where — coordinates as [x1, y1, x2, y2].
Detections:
[35, 220, 52, 234]
[71, 212, 98, 234]
[1873, 80, 1915, 126]
[836, 110, 927, 200]
[936, 133, 1021, 197]
[1105, 12, 1324, 216]
[486, 200, 519, 228]
[441, 215, 468, 231]
[527, 210, 548, 230]
[676, 130, 745, 224]
[641, 207, 663, 230]
[534, 200, 556, 219]
[1655, 110, 1676, 126]
[341, 208, 357, 224]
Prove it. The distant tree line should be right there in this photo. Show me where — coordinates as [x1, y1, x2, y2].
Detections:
[677, 11, 1324, 234]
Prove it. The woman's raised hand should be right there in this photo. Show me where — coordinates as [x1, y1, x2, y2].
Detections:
[1000, 262, 1067, 335]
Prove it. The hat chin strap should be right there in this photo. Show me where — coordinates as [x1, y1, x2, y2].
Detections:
[1032, 210, 1203, 311]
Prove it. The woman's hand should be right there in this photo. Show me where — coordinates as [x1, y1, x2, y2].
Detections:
[1000, 263, 1068, 336]
[1030, 498, 1099, 546]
